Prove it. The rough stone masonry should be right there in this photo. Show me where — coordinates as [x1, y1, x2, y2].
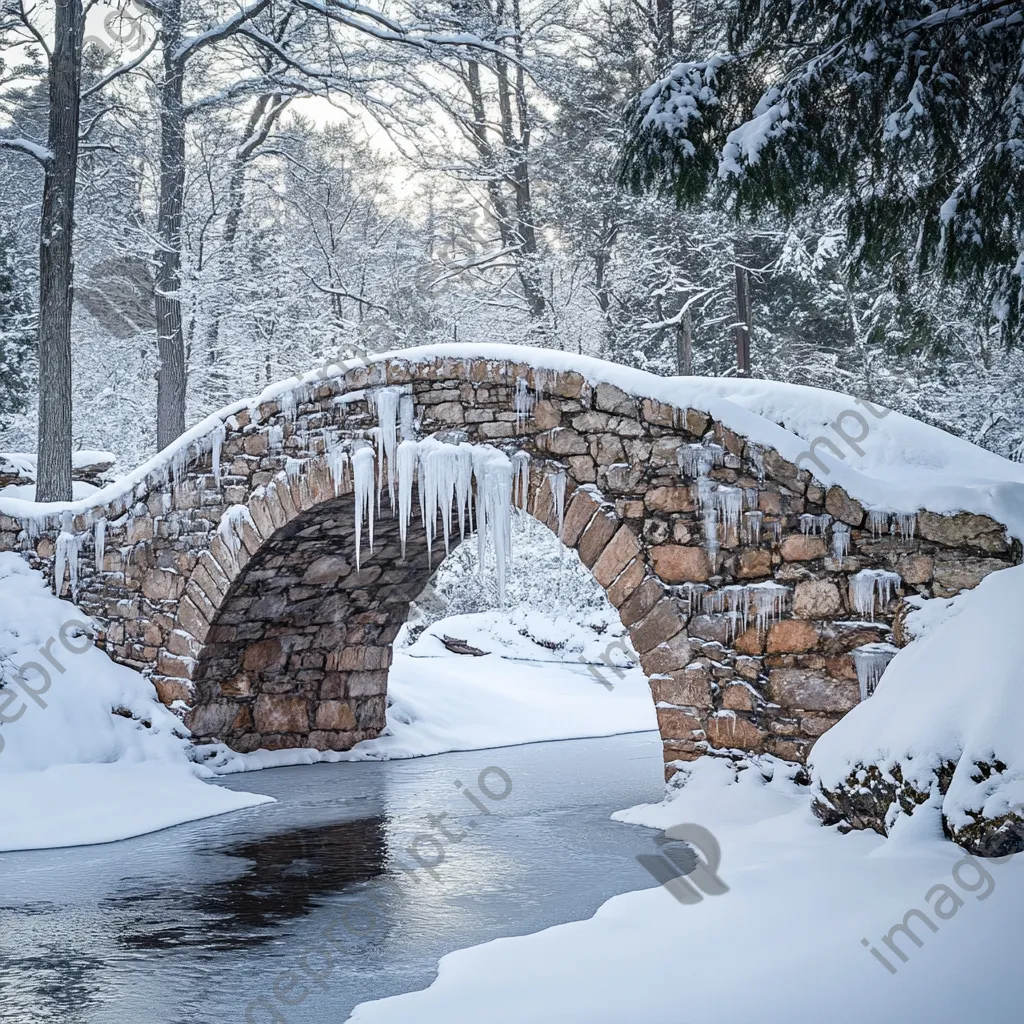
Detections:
[0, 354, 1018, 778]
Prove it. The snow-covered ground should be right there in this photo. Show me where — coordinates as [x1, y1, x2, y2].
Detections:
[346, 755, 1024, 1023]
[0, 552, 271, 852]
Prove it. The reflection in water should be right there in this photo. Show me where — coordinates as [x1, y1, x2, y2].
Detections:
[104, 816, 388, 952]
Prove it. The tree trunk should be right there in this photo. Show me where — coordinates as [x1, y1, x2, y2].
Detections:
[676, 306, 693, 375]
[734, 261, 751, 377]
[36, 0, 84, 503]
[655, 0, 674, 61]
[154, 0, 188, 450]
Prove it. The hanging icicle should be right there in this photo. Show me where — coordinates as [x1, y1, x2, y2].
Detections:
[853, 643, 899, 700]
[210, 422, 227, 485]
[396, 439, 419, 557]
[743, 488, 760, 511]
[868, 510, 890, 539]
[370, 387, 402, 511]
[895, 513, 917, 540]
[547, 469, 567, 543]
[676, 582, 709, 614]
[327, 446, 349, 496]
[747, 581, 790, 632]
[268, 424, 284, 450]
[511, 451, 531, 510]
[352, 445, 376, 571]
[850, 568, 902, 620]
[514, 377, 535, 429]
[831, 522, 851, 560]
[94, 517, 106, 572]
[744, 510, 763, 546]
[800, 513, 832, 536]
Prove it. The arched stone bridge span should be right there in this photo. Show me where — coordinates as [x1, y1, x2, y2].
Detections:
[0, 349, 1018, 778]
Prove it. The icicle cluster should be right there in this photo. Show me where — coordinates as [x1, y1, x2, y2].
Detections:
[698, 582, 791, 637]
[210, 423, 227, 485]
[349, 434, 518, 604]
[675, 582, 709, 614]
[743, 510, 763, 546]
[678, 439, 725, 478]
[53, 511, 84, 598]
[514, 377, 535, 429]
[867, 510, 890, 539]
[799, 513, 832, 536]
[831, 522, 851, 559]
[895, 513, 917, 539]
[853, 643, 898, 700]
[850, 568, 902, 620]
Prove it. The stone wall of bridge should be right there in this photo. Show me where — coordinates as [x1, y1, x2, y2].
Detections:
[0, 355, 1018, 776]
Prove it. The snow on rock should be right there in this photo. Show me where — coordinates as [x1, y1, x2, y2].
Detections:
[810, 563, 1024, 856]
[0, 553, 271, 851]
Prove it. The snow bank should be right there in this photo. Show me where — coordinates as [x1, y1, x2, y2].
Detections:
[346, 756, 1024, 1023]
[2, 343, 1022, 542]
[0, 553, 271, 851]
[810, 563, 1024, 847]
[198, 608, 657, 774]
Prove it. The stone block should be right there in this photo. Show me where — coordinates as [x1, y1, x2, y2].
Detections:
[735, 548, 772, 578]
[917, 511, 1009, 553]
[577, 512, 618, 568]
[825, 486, 865, 527]
[767, 668, 859, 713]
[780, 534, 827, 561]
[705, 713, 766, 752]
[645, 487, 695, 513]
[592, 526, 642, 588]
[656, 706, 704, 740]
[650, 669, 713, 709]
[650, 544, 710, 583]
[254, 695, 310, 733]
[631, 600, 688, 655]
[767, 619, 818, 653]
[314, 700, 357, 731]
[793, 580, 842, 618]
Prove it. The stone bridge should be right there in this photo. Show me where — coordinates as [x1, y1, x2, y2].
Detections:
[0, 348, 1018, 778]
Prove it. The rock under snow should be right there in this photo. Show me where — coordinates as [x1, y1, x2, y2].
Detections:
[809, 564, 1024, 856]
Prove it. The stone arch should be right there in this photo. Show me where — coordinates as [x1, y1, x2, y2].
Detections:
[170, 446, 659, 754]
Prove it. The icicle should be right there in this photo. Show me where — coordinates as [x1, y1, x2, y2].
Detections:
[716, 486, 743, 533]
[747, 581, 790, 632]
[831, 522, 851, 559]
[746, 444, 765, 482]
[850, 568, 902, 620]
[171, 443, 188, 485]
[703, 505, 720, 555]
[514, 377, 535, 429]
[269, 424, 284, 450]
[693, 475, 716, 513]
[280, 389, 298, 422]
[94, 517, 106, 572]
[472, 446, 514, 605]
[547, 469, 567, 543]
[744, 510, 763, 546]
[743, 488, 760, 511]
[534, 367, 548, 401]
[511, 451, 531, 510]
[54, 512, 75, 597]
[455, 443, 475, 540]
[371, 387, 402, 511]
[218, 504, 254, 556]
[766, 519, 783, 543]
[285, 457, 303, 481]
[399, 393, 415, 439]
[895, 513, 917, 540]
[868, 510, 890, 539]
[352, 446, 376, 570]
[396, 439, 419, 557]
[327, 446, 349, 495]
[678, 440, 724, 478]
[799, 513, 832, 536]
[853, 643, 899, 700]
[677, 582, 709, 614]
[209, 422, 227, 485]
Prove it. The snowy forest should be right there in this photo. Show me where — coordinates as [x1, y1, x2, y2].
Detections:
[2, 0, 1023, 490]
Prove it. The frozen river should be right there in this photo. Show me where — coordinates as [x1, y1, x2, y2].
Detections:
[0, 731, 665, 1024]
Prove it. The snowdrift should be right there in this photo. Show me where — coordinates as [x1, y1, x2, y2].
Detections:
[810, 563, 1024, 855]
[0, 553, 270, 851]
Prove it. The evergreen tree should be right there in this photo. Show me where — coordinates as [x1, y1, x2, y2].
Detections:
[620, 1, 1024, 340]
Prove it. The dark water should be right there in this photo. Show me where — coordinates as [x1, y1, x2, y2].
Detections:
[0, 732, 667, 1024]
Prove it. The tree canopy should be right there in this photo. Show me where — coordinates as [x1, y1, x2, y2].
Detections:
[620, 1, 1024, 340]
